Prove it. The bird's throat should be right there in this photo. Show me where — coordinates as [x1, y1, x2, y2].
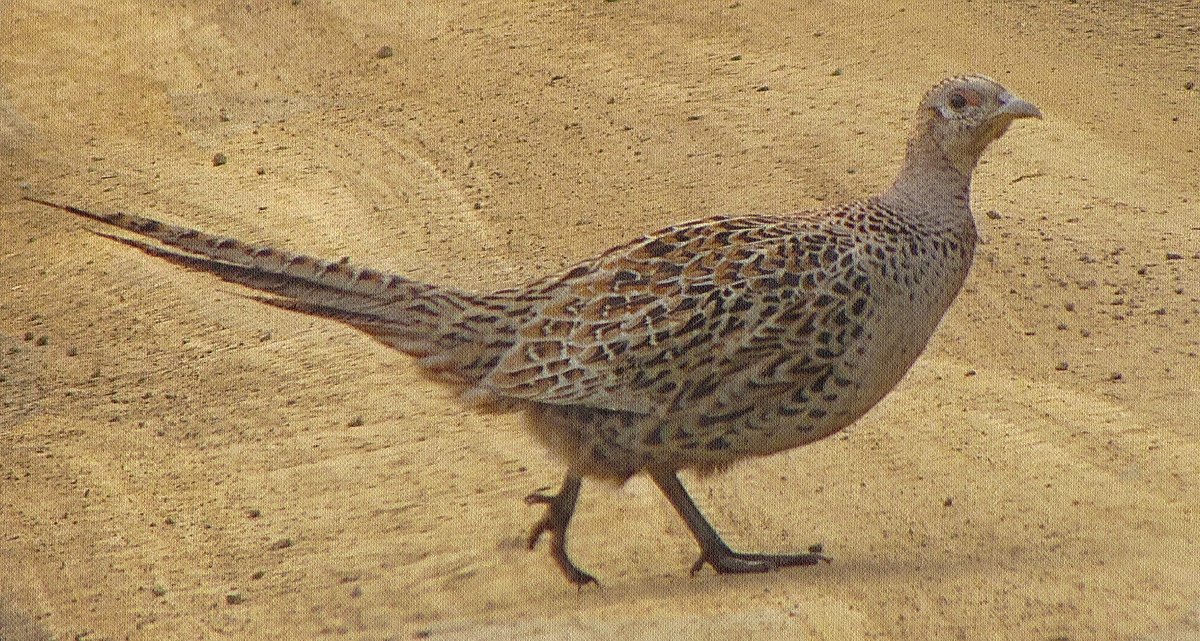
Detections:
[880, 131, 974, 219]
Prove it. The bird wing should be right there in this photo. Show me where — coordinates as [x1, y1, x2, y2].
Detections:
[477, 212, 873, 423]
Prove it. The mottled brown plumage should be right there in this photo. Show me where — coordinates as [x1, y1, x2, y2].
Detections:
[29, 74, 1041, 586]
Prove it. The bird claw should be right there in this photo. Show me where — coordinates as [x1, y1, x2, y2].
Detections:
[524, 489, 555, 506]
[524, 481, 599, 587]
[566, 566, 600, 588]
[690, 544, 832, 576]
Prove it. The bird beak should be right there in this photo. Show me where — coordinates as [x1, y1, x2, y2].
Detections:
[997, 96, 1042, 120]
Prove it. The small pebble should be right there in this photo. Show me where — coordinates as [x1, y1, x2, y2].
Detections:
[375, 45, 395, 59]
[1055, 361, 1069, 371]
[212, 152, 228, 166]
[225, 591, 245, 605]
[348, 415, 365, 427]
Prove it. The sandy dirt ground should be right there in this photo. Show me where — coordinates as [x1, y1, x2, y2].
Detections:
[2, 0, 1199, 639]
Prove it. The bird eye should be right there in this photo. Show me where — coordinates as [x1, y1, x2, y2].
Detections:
[948, 93, 968, 110]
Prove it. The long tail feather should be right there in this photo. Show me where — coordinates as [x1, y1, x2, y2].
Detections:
[28, 197, 519, 382]
[27, 197, 435, 300]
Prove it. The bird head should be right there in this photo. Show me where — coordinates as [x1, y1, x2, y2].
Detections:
[917, 75, 1042, 175]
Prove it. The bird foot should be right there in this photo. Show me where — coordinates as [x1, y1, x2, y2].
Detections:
[690, 543, 831, 576]
[524, 488, 599, 588]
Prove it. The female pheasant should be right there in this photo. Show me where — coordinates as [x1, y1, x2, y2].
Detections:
[29, 74, 1041, 585]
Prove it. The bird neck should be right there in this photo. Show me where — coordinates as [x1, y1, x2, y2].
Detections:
[878, 126, 976, 226]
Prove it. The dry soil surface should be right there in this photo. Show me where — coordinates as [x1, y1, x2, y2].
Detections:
[2, 1, 1199, 639]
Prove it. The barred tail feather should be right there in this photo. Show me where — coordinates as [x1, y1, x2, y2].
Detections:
[29, 198, 517, 383]
[28, 198, 433, 299]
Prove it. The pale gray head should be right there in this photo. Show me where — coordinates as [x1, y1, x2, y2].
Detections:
[914, 74, 1042, 175]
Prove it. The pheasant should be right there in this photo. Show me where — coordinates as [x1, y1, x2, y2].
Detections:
[28, 74, 1041, 586]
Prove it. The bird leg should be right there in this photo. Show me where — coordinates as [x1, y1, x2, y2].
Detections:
[649, 468, 831, 576]
[525, 472, 597, 587]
